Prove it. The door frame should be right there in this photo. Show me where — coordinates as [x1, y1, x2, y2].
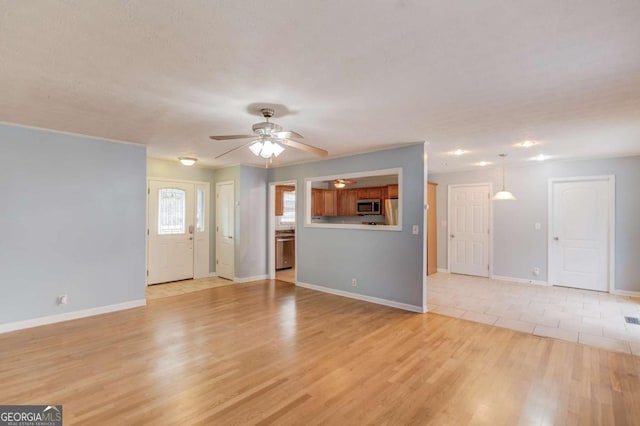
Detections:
[215, 180, 236, 281]
[547, 175, 615, 292]
[446, 183, 494, 277]
[268, 180, 298, 281]
[146, 177, 211, 286]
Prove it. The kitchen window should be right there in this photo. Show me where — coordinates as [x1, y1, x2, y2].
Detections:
[278, 191, 296, 225]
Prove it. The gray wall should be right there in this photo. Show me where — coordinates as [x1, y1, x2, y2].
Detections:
[269, 144, 426, 308]
[239, 166, 268, 278]
[0, 124, 146, 324]
[429, 155, 640, 292]
[147, 158, 216, 273]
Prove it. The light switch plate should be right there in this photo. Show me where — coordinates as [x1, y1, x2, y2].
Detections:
[412, 225, 419, 235]
[535, 222, 541, 230]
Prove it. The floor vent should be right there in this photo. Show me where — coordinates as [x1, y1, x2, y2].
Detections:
[624, 316, 640, 325]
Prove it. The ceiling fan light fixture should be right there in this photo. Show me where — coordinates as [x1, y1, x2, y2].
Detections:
[249, 141, 263, 156]
[260, 140, 275, 158]
[178, 157, 197, 166]
[334, 181, 346, 189]
[272, 142, 284, 157]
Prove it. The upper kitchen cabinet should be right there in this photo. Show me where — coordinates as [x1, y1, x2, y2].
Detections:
[387, 184, 398, 199]
[305, 168, 402, 231]
[357, 187, 382, 200]
[311, 188, 324, 217]
[337, 189, 358, 216]
[323, 190, 338, 216]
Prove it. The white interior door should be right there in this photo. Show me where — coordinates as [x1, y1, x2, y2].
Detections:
[449, 184, 490, 277]
[216, 181, 235, 280]
[549, 179, 610, 291]
[148, 181, 195, 284]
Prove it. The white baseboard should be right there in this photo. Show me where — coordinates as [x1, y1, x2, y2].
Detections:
[436, 268, 449, 273]
[296, 281, 425, 313]
[234, 274, 269, 283]
[0, 299, 147, 334]
[612, 289, 640, 298]
[491, 275, 549, 286]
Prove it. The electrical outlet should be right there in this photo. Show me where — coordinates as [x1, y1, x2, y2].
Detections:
[533, 267, 540, 277]
[58, 294, 68, 305]
[351, 278, 357, 287]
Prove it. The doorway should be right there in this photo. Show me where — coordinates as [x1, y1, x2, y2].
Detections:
[269, 181, 297, 283]
[216, 181, 235, 280]
[147, 179, 210, 285]
[548, 176, 615, 292]
[447, 183, 492, 277]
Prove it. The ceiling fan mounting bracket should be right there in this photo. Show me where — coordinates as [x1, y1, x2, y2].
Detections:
[260, 108, 275, 119]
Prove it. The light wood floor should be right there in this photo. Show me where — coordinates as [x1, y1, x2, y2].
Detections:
[1, 280, 640, 425]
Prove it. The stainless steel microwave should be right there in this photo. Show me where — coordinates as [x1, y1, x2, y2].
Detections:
[356, 199, 381, 215]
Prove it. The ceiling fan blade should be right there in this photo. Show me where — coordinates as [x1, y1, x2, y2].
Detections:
[209, 134, 254, 140]
[275, 130, 304, 139]
[281, 139, 328, 157]
[214, 141, 255, 159]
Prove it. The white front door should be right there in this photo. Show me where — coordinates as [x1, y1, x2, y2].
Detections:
[449, 184, 490, 277]
[148, 181, 195, 284]
[194, 184, 210, 279]
[549, 179, 610, 291]
[216, 181, 235, 280]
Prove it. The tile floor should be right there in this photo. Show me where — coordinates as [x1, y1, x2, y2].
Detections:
[146, 276, 234, 300]
[427, 273, 640, 356]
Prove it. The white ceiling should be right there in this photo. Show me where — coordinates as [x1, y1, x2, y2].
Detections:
[1, 1, 639, 172]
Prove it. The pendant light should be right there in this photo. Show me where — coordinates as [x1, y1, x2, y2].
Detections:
[493, 153, 517, 200]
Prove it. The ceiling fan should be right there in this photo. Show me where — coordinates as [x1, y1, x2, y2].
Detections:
[333, 178, 357, 189]
[209, 108, 328, 161]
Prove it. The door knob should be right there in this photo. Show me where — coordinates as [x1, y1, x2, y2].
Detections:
[553, 237, 559, 241]
[450, 234, 455, 238]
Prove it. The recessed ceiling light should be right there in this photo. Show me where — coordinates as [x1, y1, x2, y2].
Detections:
[476, 161, 491, 167]
[519, 140, 538, 148]
[179, 157, 197, 166]
[452, 149, 468, 156]
[534, 154, 546, 161]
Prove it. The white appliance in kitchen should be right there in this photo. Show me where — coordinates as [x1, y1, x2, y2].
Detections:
[385, 199, 399, 225]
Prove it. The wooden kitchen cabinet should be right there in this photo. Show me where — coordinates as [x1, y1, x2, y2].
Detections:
[311, 188, 337, 216]
[323, 190, 338, 216]
[312, 188, 324, 216]
[427, 182, 438, 275]
[337, 189, 358, 216]
[387, 184, 398, 199]
[357, 187, 383, 200]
